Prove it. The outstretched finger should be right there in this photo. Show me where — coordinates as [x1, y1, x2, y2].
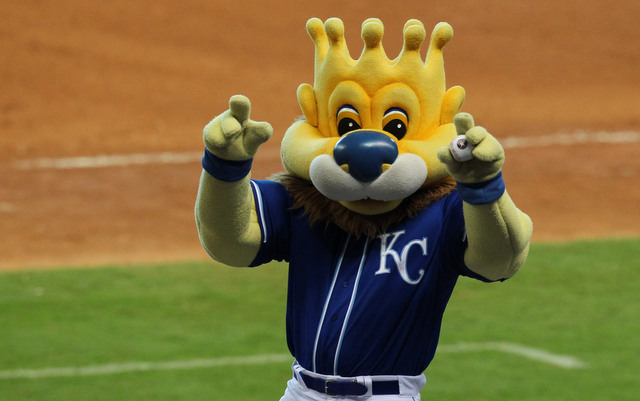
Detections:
[454, 112, 474, 136]
[229, 95, 251, 124]
[221, 110, 243, 138]
[244, 121, 273, 155]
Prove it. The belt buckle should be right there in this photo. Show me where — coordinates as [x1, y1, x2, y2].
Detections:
[324, 378, 361, 397]
[324, 379, 337, 396]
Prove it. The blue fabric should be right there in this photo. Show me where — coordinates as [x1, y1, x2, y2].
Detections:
[248, 180, 496, 377]
[456, 172, 506, 205]
[201, 148, 253, 182]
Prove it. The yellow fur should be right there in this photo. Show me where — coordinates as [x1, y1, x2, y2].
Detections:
[281, 18, 465, 215]
[196, 18, 532, 281]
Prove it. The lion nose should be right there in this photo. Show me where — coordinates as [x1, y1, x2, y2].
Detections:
[333, 130, 398, 182]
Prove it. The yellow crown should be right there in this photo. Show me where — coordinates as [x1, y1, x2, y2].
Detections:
[302, 17, 458, 137]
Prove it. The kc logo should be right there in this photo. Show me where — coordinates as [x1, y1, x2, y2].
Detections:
[374, 230, 428, 285]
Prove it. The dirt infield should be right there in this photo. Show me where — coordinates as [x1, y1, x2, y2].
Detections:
[2, 0, 639, 270]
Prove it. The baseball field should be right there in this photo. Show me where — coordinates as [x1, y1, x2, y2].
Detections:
[1, 0, 639, 400]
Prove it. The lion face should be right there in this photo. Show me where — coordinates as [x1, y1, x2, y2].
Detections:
[281, 18, 465, 215]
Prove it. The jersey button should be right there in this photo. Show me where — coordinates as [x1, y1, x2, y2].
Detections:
[322, 352, 329, 359]
[342, 281, 349, 288]
[331, 315, 338, 322]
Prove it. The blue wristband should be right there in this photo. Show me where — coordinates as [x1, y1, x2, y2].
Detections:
[456, 172, 506, 205]
[201, 148, 253, 182]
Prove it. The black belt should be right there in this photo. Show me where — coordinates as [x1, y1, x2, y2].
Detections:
[299, 371, 400, 397]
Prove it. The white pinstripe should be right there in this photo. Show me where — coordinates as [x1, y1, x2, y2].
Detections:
[311, 235, 351, 372]
[333, 237, 370, 375]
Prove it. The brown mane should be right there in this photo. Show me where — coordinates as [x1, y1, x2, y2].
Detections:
[271, 173, 456, 238]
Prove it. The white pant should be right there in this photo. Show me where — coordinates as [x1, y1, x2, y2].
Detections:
[279, 363, 425, 401]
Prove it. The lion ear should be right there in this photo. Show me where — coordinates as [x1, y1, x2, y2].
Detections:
[440, 86, 466, 124]
[297, 83, 318, 127]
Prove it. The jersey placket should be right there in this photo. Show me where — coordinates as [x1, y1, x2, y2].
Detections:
[312, 235, 370, 375]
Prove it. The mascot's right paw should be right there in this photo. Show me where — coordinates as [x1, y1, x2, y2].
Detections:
[203, 95, 273, 161]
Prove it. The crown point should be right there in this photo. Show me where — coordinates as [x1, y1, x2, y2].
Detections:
[325, 18, 345, 45]
[306, 18, 324, 36]
[363, 17, 383, 26]
[431, 22, 453, 50]
[306, 18, 326, 43]
[403, 21, 426, 52]
[361, 18, 384, 49]
[403, 19, 424, 31]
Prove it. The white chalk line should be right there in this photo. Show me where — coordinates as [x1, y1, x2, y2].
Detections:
[439, 342, 588, 369]
[0, 201, 16, 213]
[10, 130, 640, 171]
[12, 151, 204, 170]
[0, 353, 293, 380]
[0, 342, 587, 380]
[500, 129, 640, 149]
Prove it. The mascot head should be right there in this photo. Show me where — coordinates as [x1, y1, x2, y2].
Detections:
[279, 18, 466, 235]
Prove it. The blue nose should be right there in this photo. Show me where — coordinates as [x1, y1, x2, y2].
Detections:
[333, 131, 399, 182]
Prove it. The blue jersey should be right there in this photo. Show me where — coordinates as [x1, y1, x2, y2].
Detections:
[249, 179, 492, 377]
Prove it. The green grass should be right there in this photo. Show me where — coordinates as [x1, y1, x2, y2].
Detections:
[1, 239, 639, 400]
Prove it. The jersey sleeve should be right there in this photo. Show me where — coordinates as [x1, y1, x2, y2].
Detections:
[441, 191, 497, 283]
[248, 180, 293, 266]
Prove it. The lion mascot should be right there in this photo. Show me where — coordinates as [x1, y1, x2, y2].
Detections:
[195, 17, 532, 400]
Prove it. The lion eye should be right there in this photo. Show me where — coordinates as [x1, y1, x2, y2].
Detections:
[336, 105, 362, 136]
[382, 108, 408, 140]
[338, 118, 361, 136]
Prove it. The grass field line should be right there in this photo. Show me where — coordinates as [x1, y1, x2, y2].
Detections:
[0, 342, 587, 380]
[12, 130, 640, 170]
[439, 342, 588, 369]
[0, 353, 293, 380]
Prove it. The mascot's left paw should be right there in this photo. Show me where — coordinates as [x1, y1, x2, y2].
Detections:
[438, 113, 505, 184]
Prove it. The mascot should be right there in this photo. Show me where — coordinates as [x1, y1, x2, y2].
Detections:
[195, 17, 532, 400]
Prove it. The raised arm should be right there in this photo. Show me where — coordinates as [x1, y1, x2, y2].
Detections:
[438, 113, 533, 281]
[195, 95, 273, 266]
